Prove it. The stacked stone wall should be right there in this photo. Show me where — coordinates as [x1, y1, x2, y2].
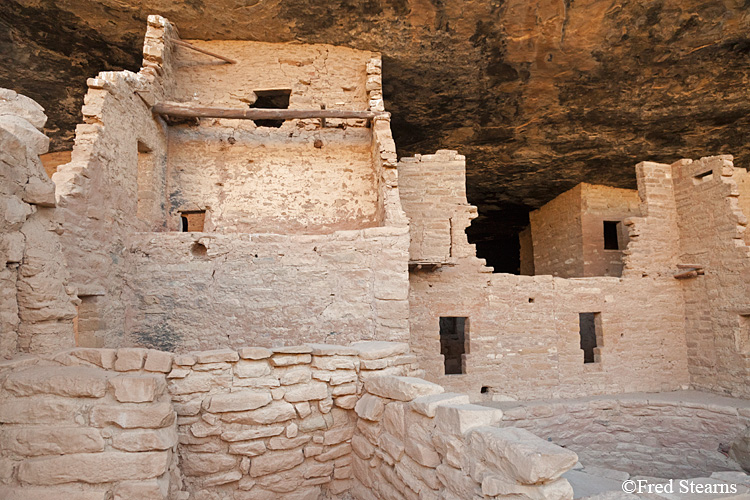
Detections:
[672, 156, 750, 398]
[1, 342, 580, 500]
[350, 375, 578, 500]
[0, 348, 180, 499]
[495, 393, 750, 478]
[52, 16, 178, 348]
[0, 89, 77, 357]
[529, 184, 583, 278]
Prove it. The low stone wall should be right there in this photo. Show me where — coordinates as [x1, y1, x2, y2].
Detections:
[350, 377, 578, 500]
[0, 341, 579, 500]
[493, 392, 750, 478]
[167, 341, 421, 499]
[0, 349, 179, 499]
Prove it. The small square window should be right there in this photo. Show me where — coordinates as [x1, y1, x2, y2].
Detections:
[180, 210, 206, 232]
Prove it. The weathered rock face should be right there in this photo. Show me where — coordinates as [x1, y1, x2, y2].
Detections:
[3, 0, 750, 269]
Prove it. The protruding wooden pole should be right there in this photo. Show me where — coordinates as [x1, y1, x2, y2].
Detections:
[152, 102, 383, 121]
[173, 40, 237, 64]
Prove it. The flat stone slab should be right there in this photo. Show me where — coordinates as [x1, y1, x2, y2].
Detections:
[364, 375, 444, 401]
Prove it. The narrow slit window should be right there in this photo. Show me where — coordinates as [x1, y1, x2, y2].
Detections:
[603, 221, 621, 250]
[440, 317, 468, 375]
[250, 89, 291, 128]
[693, 169, 714, 185]
[579, 312, 601, 364]
[180, 210, 206, 232]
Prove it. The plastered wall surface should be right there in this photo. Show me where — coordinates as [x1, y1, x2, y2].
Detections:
[123, 229, 410, 352]
[167, 126, 378, 234]
[172, 41, 372, 112]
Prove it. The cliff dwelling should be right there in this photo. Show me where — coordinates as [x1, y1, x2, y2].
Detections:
[1, 8, 750, 500]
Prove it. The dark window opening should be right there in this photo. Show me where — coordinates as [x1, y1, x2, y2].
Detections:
[466, 206, 531, 275]
[579, 312, 601, 364]
[480, 386, 489, 394]
[440, 317, 468, 375]
[603, 221, 621, 250]
[180, 211, 206, 232]
[250, 89, 291, 128]
[693, 169, 714, 185]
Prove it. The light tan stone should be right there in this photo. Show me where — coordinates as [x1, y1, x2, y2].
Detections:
[4, 366, 108, 398]
[111, 426, 177, 452]
[268, 434, 312, 450]
[180, 451, 237, 476]
[71, 348, 116, 369]
[110, 374, 166, 403]
[0, 398, 82, 424]
[280, 366, 312, 385]
[143, 350, 174, 373]
[306, 344, 359, 356]
[354, 393, 386, 421]
[204, 390, 272, 413]
[249, 449, 305, 477]
[193, 348, 239, 363]
[229, 440, 267, 456]
[113, 480, 167, 500]
[115, 348, 148, 371]
[410, 392, 470, 418]
[270, 353, 312, 367]
[351, 341, 409, 359]
[220, 400, 296, 424]
[434, 404, 503, 435]
[239, 346, 272, 359]
[335, 395, 358, 409]
[284, 382, 328, 402]
[1, 427, 104, 456]
[467, 426, 578, 484]
[221, 425, 285, 442]
[364, 375, 444, 402]
[90, 401, 175, 428]
[18, 451, 170, 485]
[234, 359, 271, 378]
[0, 487, 107, 500]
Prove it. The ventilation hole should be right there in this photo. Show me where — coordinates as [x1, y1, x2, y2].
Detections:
[528, 298, 535, 303]
[191, 242, 208, 258]
[480, 386, 489, 394]
[250, 89, 291, 128]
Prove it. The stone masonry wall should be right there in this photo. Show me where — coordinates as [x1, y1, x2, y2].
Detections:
[0, 89, 77, 357]
[350, 375, 578, 500]
[579, 184, 640, 277]
[528, 183, 640, 278]
[167, 126, 379, 234]
[529, 184, 583, 278]
[52, 16, 178, 348]
[495, 393, 750, 478]
[1, 341, 578, 500]
[0, 349, 180, 499]
[672, 156, 750, 398]
[405, 154, 688, 401]
[398, 150, 480, 264]
[123, 228, 410, 352]
[165, 42, 383, 234]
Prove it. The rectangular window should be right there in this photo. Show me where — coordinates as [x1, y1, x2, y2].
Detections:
[180, 210, 206, 232]
[250, 89, 291, 128]
[579, 312, 601, 364]
[603, 221, 621, 250]
[440, 317, 468, 374]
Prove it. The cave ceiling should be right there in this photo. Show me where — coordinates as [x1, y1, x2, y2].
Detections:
[2, 0, 750, 270]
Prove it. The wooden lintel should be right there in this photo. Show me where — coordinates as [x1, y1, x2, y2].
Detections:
[674, 269, 699, 280]
[677, 264, 703, 269]
[173, 40, 237, 64]
[152, 102, 383, 121]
